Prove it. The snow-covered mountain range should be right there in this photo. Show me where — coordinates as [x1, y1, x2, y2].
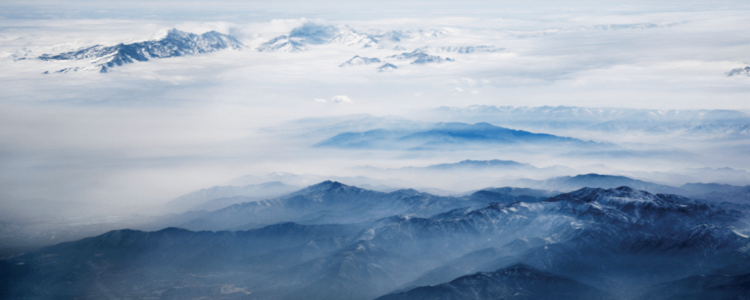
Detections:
[257, 24, 451, 52]
[19, 22, 704, 74]
[37, 28, 242, 73]
[25, 23, 500, 73]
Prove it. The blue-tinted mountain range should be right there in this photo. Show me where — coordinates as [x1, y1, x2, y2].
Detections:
[422, 106, 750, 139]
[315, 122, 603, 150]
[3, 181, 749, 300]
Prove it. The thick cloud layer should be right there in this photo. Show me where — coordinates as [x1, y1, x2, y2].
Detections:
[0, 2, 749, 224]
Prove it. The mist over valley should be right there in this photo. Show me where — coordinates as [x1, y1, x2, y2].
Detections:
[2, 1, 750, 299]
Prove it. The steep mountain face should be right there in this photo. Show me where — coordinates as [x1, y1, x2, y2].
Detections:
[376, 264, 614, 300]
[39, 28, 241, 73]
[3, 185, 749, 300]
[314, 122, 602, 150]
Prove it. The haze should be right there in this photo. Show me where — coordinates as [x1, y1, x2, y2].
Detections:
[1, 0, 749, 239]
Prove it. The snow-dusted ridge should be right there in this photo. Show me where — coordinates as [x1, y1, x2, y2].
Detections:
[38, 28, 242, 73]
[388, 49, 454, 65]
[256, 23, 452, 53]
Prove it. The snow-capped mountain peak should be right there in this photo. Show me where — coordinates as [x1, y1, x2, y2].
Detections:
[38, 28, 242, 73]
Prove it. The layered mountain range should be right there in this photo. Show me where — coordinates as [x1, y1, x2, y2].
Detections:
[2, 180, 749, 300]
[27, 23, 500, 73]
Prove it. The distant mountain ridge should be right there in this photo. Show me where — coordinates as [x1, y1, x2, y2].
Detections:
[509, 173, 750, 205]
[420, 105, 750, 139]
[513, 173, 684, 194]
[162, 181, 301, 214]
[355, 159, 539, 172]
[256, 23, 450, 52]
[39, 28, 241, 73]
[160, 180, 540, 230]
[427, 159, 534, 170]
[315, 122, 603, 150]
